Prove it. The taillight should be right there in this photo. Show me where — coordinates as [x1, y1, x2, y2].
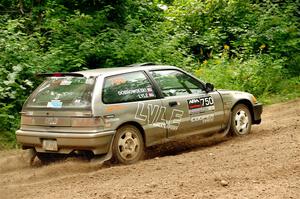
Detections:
[21, 116, 34, 125]
[71, 117, 103, 127]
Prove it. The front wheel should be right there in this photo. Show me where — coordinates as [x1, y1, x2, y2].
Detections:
[230, 104, 252, 136]
[112, 125, 144, 164]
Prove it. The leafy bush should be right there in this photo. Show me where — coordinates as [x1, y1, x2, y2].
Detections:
[0, 17, 41, 132]
[195, 55, 287, 96]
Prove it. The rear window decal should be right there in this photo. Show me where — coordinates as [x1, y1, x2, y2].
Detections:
[146, 87, 155, 97]
[110, 77, 127, 85]
[60, 79, 72, 86]
[47, 100, 63, 108]
[85, 78, 95, 85]
[117, 88, 147, 96]
[117, 87, 155, 99]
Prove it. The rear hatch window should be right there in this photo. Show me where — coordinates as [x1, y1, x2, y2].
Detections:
[25, 76, 95, 109]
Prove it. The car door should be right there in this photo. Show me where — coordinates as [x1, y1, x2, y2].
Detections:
[149, 69, 224, 138]
[100, 71, 168, 146]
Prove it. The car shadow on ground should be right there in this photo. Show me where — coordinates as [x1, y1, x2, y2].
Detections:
[145, 133, 231, 160]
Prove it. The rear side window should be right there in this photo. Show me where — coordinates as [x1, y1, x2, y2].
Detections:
[102, 72, 156, 104]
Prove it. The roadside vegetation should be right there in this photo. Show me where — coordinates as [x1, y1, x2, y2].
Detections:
[0, 0, 299, 149]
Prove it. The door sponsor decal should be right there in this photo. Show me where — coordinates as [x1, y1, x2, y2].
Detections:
[117, 86, 155, 99]
[135, 102, 184, 131]
[188, 96, 214, 109]
[190, 113, 214, 123]
[187, 96, 215, 123]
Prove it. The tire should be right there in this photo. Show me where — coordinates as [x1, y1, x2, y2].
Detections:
[112, 125, 144, 164]
[36, 152, 67, 164]
[230, 104, 252, 136]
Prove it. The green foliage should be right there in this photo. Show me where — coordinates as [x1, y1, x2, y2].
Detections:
[167, 0, 300, 100]
[0, 16, 41, 132]
[259, 76, 300, 104]
[195, 55, 287, 96]
[0, 0, 299, 148]
[0, 131, 18, 150]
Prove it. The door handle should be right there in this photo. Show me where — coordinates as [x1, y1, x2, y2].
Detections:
[169, 101, 178, 107]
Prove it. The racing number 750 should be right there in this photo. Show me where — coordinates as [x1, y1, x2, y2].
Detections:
[200, 96, 214, 106]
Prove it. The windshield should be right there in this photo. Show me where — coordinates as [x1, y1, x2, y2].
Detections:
[25, 77, 95, 109]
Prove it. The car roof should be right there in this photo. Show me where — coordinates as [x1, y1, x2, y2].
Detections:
[77, 65, 179, 77]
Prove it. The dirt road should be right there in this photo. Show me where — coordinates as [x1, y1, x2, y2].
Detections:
[0, 99, 299, 199]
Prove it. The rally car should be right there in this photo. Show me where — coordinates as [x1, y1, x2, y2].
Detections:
[16, 63, 262, 164]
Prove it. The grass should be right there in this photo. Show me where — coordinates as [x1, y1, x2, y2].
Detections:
[0, 131, 18, 150]
[260, 92, 300, 105]
[259, 78, 300, 105]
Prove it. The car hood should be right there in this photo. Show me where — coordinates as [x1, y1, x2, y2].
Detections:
[216, 89, 251, 95]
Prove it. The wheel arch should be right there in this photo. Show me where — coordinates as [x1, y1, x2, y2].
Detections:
[115, 121, 146, 144]
[231, 99, 254, 121]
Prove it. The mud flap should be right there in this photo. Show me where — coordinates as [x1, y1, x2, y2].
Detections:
[90, 134, 115, 165]
[214, 115, 231, 139]
[28, 148, 37, 166]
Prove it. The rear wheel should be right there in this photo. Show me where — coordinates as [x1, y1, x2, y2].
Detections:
[112, 125, 144, 164]
[230, 104, 252, 136]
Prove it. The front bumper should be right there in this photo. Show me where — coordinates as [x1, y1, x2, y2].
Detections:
[16, 130, 115, 155]
[253, 103, 263, 124]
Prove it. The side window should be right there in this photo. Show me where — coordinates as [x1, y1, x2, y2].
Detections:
[102, 72, 156, 104]
[150, 70, 205, 97]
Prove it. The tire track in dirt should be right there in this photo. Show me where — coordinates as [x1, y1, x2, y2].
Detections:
[0, 99, 299, 199]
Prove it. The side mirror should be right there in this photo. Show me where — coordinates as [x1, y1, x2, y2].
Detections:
[205, 83, 214, 92]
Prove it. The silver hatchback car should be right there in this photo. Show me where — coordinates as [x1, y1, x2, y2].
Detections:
[16, 64, 262, 164]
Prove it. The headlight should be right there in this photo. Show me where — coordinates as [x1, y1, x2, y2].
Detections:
[252, 95, 257, 104]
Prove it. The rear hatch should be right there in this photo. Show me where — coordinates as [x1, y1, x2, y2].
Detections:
[20, 75, 103, 132]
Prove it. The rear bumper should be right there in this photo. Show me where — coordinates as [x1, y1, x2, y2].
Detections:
[16, 129, 115, 155]
[253, 103, 263, 124]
